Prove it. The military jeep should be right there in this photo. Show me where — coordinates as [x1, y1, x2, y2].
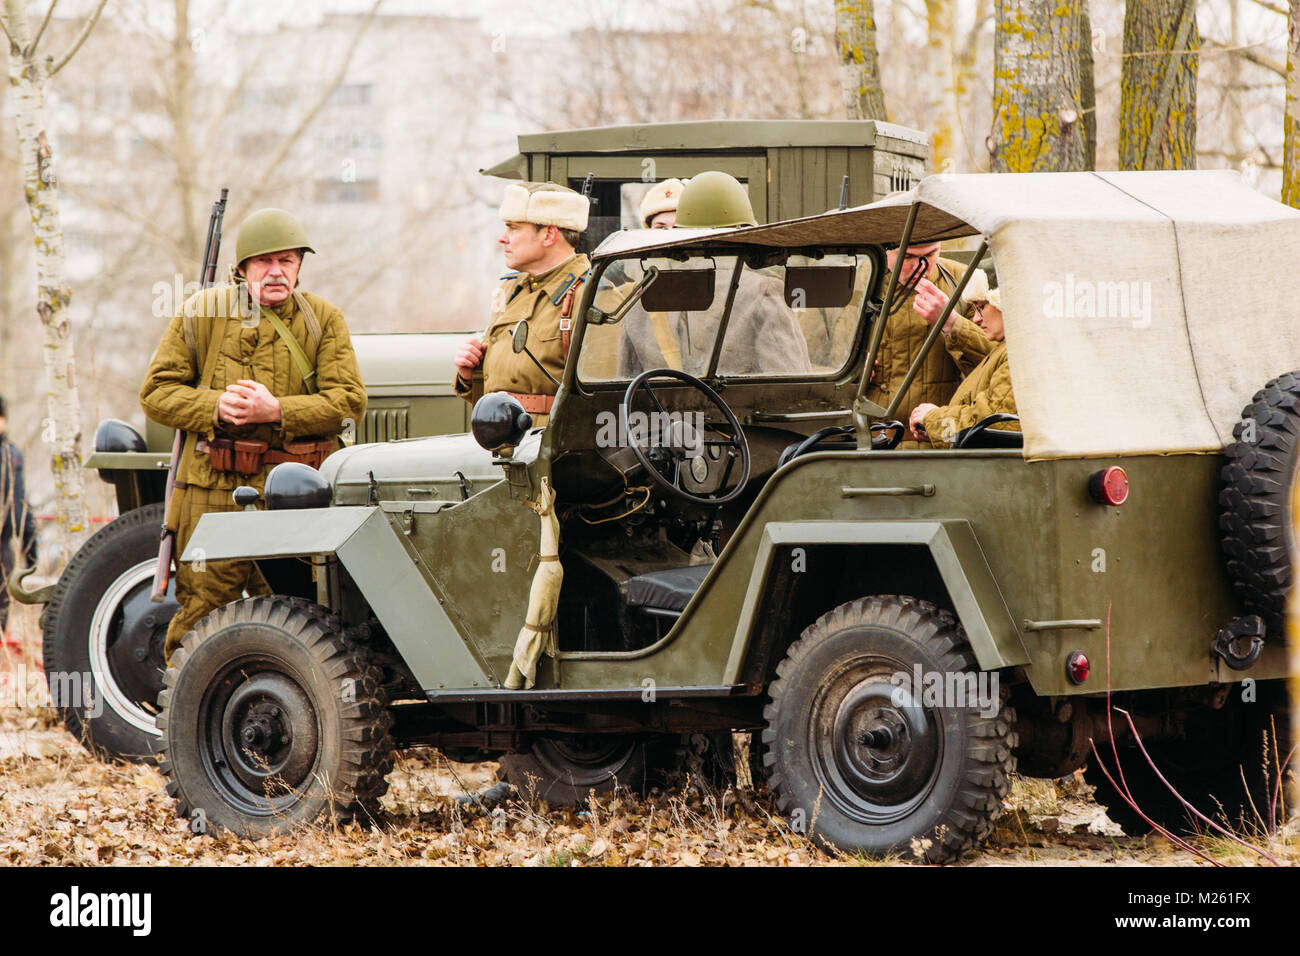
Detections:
[23, 119, 929, 768]
[158, 169, 1297, 861]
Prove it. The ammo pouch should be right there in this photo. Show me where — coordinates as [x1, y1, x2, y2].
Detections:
[201, 436, 336, 475]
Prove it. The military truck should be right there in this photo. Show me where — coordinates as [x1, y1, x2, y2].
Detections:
[17, 119, 929, 765]
[154, 169, 1297, 862]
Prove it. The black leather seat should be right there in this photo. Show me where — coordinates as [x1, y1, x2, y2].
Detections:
[626, 565, 712, 618]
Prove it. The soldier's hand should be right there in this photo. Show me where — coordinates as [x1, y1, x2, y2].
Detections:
[912, 278, 954, 333]
[221, 380, 282, 425]
[909, 403, 938, 441]
[455, 338, 485, 378]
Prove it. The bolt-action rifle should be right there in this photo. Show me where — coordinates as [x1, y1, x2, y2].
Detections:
[151, 187, 228, 603]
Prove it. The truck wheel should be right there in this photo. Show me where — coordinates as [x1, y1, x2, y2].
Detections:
[499, 736, 646, 807]
[1085, 681, 1291, 836]
[41, 502, 177, 763]
[1220, 371, 1300, 632]
[762, 595, 1016, 864]
[157, 596, 394, 837]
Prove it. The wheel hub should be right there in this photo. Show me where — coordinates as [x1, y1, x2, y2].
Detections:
[814, 669, 944, 826]
[216, 672, 319, 798]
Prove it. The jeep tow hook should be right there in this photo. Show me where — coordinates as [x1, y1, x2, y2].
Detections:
[1211, 615, 1264, 671]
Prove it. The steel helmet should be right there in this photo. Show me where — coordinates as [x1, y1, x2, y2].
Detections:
[234, 208, 315, 269]
[674, 171, 757, 228]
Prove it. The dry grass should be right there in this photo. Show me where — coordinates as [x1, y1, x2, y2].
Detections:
[0, 602, 1293, 866]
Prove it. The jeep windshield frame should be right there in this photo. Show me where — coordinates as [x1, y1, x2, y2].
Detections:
[572, 242, 885, 389]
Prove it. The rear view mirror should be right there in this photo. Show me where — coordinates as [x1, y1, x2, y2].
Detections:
[641, 268, 716, 312]
[784, 265, 857, 309]
[512, 319, 530, 353]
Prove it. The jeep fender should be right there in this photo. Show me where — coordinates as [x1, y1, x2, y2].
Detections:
[181, 506, 492, 690]
[724, 520, 1028, 681]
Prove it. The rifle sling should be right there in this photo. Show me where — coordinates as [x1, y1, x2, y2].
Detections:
[260, 305, 319, 395]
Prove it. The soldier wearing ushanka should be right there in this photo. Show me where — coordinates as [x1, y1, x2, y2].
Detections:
[454, 182, 591, 428]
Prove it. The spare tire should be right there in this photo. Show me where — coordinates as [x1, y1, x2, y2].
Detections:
[1219, 372, 1300, 632]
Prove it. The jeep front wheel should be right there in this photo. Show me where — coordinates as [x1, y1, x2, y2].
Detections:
[157, 596, 394, 837]
[763, 595, 1016, 864]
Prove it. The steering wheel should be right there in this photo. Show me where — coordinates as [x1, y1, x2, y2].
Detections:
[622, 368, 752, 506]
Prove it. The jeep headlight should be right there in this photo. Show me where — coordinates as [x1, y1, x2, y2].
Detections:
[264, 462, 332, 510]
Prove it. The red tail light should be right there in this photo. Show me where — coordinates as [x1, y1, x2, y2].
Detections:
[1066, 651, 1090, 685]
[1088, 466, 1129, 506]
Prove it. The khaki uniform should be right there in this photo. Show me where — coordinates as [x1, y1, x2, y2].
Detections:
[857, 257, 992, 424]
[140, 284, 366, 660]
[617, 266, 812, 378]
[455, 253, 590, 427]
[920, 341, 1016, 447]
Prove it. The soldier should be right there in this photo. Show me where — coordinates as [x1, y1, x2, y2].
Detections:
[618, 171, 812, 377]
[860, 240, 992, 432]
[0, 395, 38, 635]
[140, 208, 366, 663]
[910, 283, 1016, 445]
[454, 182, 591, 427]
[640, 178, 685, 229]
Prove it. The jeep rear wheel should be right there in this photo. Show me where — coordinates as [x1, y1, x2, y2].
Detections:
[498, 736, 647, 807]
[1220, 371, 1300, 632]
[157, 596, 394, 837]
[1085, 681, 1291, 836]
[42, 502, 177, 762]
[763, 595, 1016, 864]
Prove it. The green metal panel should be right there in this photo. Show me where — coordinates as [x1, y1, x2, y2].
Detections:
[335, 508, 493, 691]
[181, 506, 378, 562]
[180, 506, 491, 690]
[84, 450, 172, 471]
[515, 120, 901, 154]
[723, 520, 1028, 681]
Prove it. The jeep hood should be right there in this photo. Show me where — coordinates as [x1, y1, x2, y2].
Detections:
[322, 430, 543, 504]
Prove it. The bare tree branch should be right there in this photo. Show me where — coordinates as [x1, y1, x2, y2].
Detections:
[1248, 0, 1287, 16]
[27, 0, 58, 57]
[0, 14, 16, 49]
[48, 0, 108, 77]
[236, 0, 385, 217]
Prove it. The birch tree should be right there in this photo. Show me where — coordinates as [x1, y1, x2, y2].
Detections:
[1, 0, 108, 548]
[989, 0, 1093, 172]
[1284, 0, 1299, 206]
[925, 0, 959, 170]
[834, 0, 888, 121]
[1118, 0, 1199, 170]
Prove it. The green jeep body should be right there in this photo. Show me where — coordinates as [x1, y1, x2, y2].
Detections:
[162, 168, 1299, 861]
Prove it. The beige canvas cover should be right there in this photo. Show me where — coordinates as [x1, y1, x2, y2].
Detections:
[594, 170, 1300, 459]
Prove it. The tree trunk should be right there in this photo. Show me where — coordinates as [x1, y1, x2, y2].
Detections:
[1078, 0, 1096, 169]
[4, 0, 91, 543]
[835, 0, 888, 121]
[1119, 0, 1199, 170]
[1283, 0, 1300, 207]
[925, 0, 960, 172]
[990, 0, 1092, 172]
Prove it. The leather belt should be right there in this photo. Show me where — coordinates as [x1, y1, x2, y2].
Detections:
[509, 392, 555, 415]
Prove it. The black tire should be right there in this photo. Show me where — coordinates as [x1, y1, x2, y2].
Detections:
[498, 736, 647, 807]
[1219, 372, 1300, 632]
[42, 502, 177, 762]
[762, 595, 1016, 864]
[1085, 681, 1292, 836]
[157, 595, 394, 837]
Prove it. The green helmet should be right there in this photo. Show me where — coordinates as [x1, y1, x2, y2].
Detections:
[234, 208, 315, 269]
[674, 171, 758, 228]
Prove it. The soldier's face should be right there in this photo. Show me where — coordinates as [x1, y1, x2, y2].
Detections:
[886, 243, 940, 282]
[973, 302, 1004, 341]
[649, 211, 676, 229]
[499, 221, 553, 273]
[244, 250, 302, 306]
